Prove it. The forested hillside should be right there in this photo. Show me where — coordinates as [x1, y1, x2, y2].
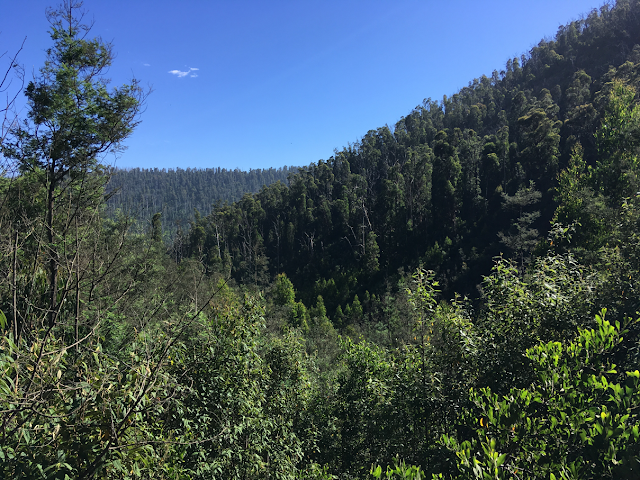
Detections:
[105, 166, 297, 237]
[182, 0, 640, 312]
[2, 1, 640, 479]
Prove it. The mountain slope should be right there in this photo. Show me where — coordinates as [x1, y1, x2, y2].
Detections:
[105, 165, 297, 237]
[182, 0, 640, 312]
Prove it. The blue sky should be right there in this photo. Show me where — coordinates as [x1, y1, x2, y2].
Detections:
[3, 0, 605, 171]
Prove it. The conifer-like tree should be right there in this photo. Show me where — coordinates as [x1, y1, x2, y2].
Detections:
[4, 0, 146, 327]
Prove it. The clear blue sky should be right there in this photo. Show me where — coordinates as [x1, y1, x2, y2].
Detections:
[3, 0, 605, 171]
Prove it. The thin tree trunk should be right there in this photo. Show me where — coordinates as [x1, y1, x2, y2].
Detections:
[75, 215, 80, 351]
[12, 230, 19, 340]
[48, 161, 58, 327]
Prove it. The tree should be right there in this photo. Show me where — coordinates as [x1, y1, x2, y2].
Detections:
[594, 80, 640, 205]
[516, 89, 561, 190]
[553, 143, 608, 249]
[444, 311, 640, 480]
[432, 130, 461, 238]
[553, 80, 640, 251]
[151, 211, 162, 242]
[0, 4, 185, 479]
[3, 0, 146, 328]
[273, 272, 296, 307]
[498, 181, 542, 269]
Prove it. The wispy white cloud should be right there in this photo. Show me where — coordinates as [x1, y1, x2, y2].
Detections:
[168, 67, 199, 78]
[143, 63, 151, 67]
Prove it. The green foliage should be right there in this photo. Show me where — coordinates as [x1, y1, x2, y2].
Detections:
[173, 0, 640, 306]
[554, 80, 640, 251]
[5, 2, 640, 479]
[160, 296, 316, 480]
[477, 252, 604, 394]
[106, 166, 296, 239]
[0, 329, 177, 479]
[370, 459, 424, 479]
[516, 88, 561, 189]
[443, 310, 640, 479]
[594, 80, 640, 202]
[553, 143, 608, 248]
[291, 301, 310, 331]
[365, 231, 381, 274]
[274, 272, 296, 306]
[151, 212, 162, 242]
[497, 181, 542, 268]
[332, 337, 395, 473]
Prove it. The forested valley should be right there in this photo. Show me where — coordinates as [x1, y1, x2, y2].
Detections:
[105, 166, 297, 239]
[2, 1, 640, 478]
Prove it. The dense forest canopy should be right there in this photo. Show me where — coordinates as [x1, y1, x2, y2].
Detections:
[105, 165, 297, 238]
[181, 0, 640, 310]
[1, 1, 640, 479]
